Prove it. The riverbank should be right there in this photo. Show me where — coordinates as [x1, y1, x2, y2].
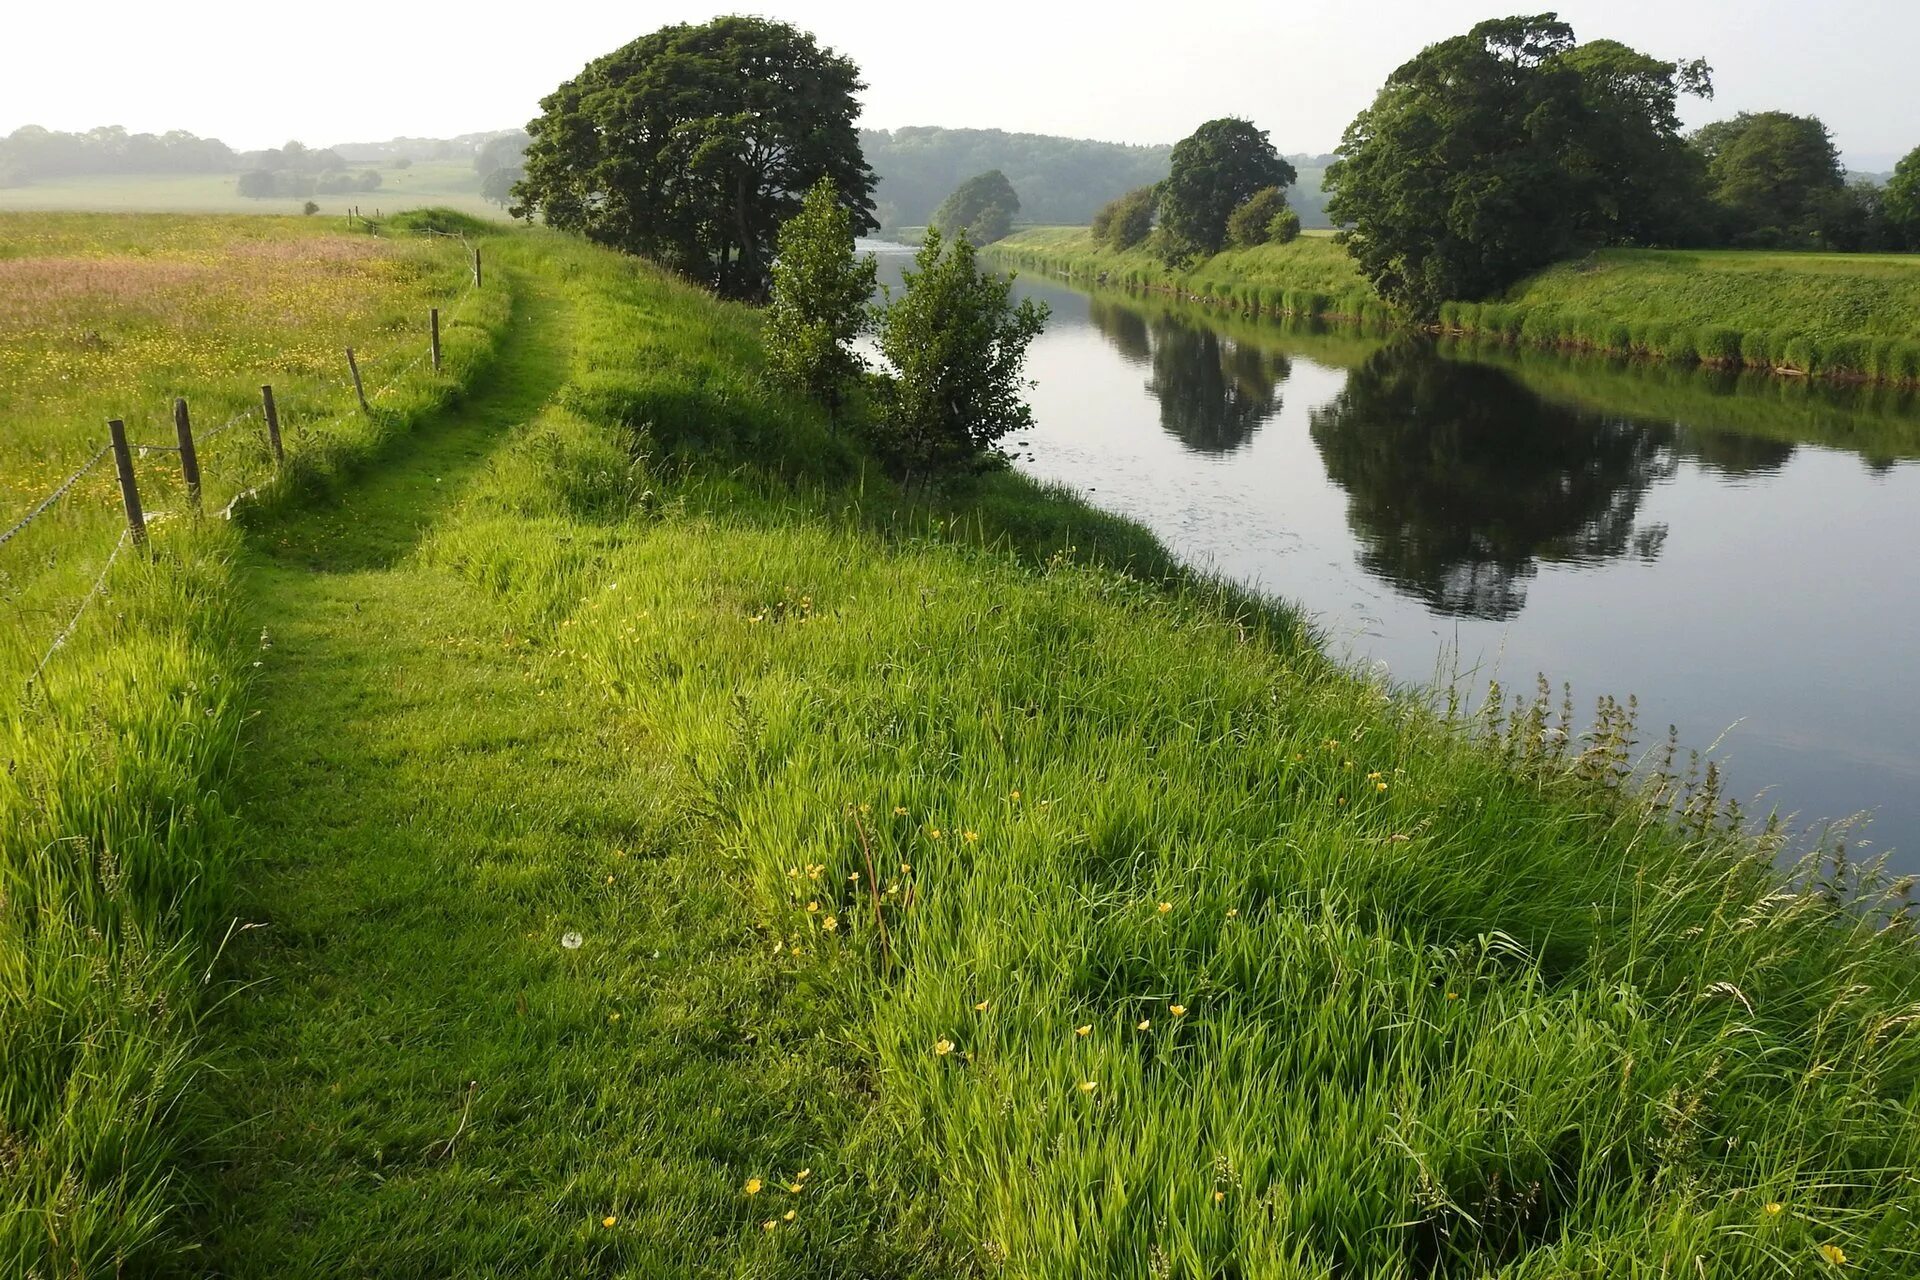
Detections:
[213, 225, 1920, 1275]
[11, 216, 1919, 1275]
[990, 227, 1920, 388]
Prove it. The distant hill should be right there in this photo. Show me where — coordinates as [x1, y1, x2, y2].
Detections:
[861, 126, 1333, 231]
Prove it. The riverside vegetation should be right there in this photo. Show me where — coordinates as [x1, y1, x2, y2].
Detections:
[6, 206, 1919, 1275]
[989, 226, 1920, 390]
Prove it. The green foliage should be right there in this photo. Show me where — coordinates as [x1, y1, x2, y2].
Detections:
[1882, 145, 1920, 249]
[873, 228, 1048, 478]
[1695, 112, 1845, 247]
[1268, 205, 1303, 244]
[479, 166, 522, 209]
[514, 16, 877, 299]
[860, 126, 1173, 228]
[765, 178, 877, 418]
[1326, 16, 1712, 318]
[1159, 119, 1295, 262]
[930, 169, 1021, 244]
[1092, 184, 1158, 251]
[1226, 186, 1290, 248]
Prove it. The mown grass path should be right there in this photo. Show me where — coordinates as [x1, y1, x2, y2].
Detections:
[200, 269, 906, 1277]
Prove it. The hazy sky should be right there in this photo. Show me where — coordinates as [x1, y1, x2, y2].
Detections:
[5, 1, 1915, 168]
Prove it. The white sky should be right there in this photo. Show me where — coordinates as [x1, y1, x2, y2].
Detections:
[4, 0, 1914, 168]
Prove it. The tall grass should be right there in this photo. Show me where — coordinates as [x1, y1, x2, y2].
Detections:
[422, 233, 1920, 1276]
[991, 229, 1920, 389]
[0, 211, 510, 1272]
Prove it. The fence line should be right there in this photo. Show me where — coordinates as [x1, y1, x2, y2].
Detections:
[0, 444, 111, 551]
[8, 238, 486, 693]
[22, 530, 131, 697]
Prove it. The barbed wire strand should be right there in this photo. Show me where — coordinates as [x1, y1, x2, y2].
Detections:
[0, 444, 111, 553]
[24, 529, 131, 697]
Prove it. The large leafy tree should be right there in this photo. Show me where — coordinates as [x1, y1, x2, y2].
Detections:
[930, 170, 1021, 244]
[1091, 185, 1158, 250]
[1158, 119, 1296, 261]
[1885, 146, 1920, 250]
[1325, 14, 1712, 317]
[513, 17, 877, 300]
[1693, 111, 1845, 246]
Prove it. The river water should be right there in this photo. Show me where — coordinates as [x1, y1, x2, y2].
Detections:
[866, 243, 1920, 871]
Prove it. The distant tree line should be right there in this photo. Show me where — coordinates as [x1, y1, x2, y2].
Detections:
[0, 125, 236, 186]
[1321, 14, 1920, 316]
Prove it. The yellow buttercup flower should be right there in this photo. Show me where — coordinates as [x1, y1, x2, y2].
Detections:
[1074, 1024, 1092, 1037]
[935, 1038, 955, 1056]
[1225, 908, 1239, 919]
[975, 999, 990, 1011]
[745, 1177, 763, 1195]
[893, 806, 909, 816]
[602, 1215, 618, 1228]
[762, 1219, 776, 1231]
[929, 828, 943, 840]
[1765, 1202, 1783, 1216]
[963, 830, 978, 844]
[1819, 1243, 1848, 1266]
[1137, 1019, 1151, 1031]
[821, 915, 838, 932]
[1169, 1004, 1187, 1017]
[1213, 1191, 1225, 1203]
[1157, 902, 1172, 914]
[782, 1209, 797, 1222]
[1078, 1080, 1097, 1093]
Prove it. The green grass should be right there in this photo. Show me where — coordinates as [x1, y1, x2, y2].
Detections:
[0, 161, 510, 221]
[0, 211, 510, 1274]
[994, 229, 1920, 387]
[990, 226, 1378, 322]
[8, 218, 1920, 1276]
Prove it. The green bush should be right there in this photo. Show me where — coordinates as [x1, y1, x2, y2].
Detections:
[1693, 325, 1744, 365]
[1782, 335, 1822, 374]
[1267, 207, 1303, 245]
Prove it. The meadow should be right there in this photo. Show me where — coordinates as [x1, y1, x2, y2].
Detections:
[5, 214, 1919, 1277]
[990, 228, 1920, 388]
[0, 209, 509, 1273]
[0, 161, 508, 221]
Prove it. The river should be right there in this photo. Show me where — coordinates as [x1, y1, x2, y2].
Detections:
[865, 242, 1920, 872]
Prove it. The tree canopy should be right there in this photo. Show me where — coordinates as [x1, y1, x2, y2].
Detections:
[1091, 186, 1159, 251]
[1158, 119, 1296, 261]
[930, 170, 1021, 244]
[1325, 14, 1712, 317]
[513, 16, 877, 300]
[1886, 147, 1920, 250]
[1695, 111, 1845, 247]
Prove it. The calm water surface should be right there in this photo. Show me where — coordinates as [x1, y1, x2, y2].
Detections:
[871, 244, 1920, 869]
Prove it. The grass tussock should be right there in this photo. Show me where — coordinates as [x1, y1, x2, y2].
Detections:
[400, 233, 1920, 1276]
[0, 211, 511, 1273]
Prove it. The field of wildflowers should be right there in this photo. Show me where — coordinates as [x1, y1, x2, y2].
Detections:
[0, 211, 509, 1273]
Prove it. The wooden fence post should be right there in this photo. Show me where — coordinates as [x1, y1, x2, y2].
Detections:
[430, 307, 442, 374]
[471, 244, 482, 288]
[346, 348, 370, 414]
[261, 384, 284, 463]
[107, 419, 147, 547]
[173, 397, 202, 511]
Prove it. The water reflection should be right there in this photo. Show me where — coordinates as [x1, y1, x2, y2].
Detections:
[1087, 300, 1291, 455]
[1299, 344, 1674, 619]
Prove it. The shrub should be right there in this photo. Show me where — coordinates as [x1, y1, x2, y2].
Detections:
[1227, 187, 1291, 248]
[302, 200, 320, 216]
[1267, 207, 1302, 244]
[764, 178, 877, 420]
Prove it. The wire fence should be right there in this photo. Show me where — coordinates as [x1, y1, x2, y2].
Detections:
[4, 241, 483, 697]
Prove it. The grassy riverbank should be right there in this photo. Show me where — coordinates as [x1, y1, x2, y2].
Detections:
[991, 227, 1920, 387]
[0, 210, 509, 1273]
[9, 215, 1920, 1276]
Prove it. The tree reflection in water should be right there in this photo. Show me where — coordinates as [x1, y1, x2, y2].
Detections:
[1088, 300, 1290, 455]
[1309, 343, 1679, 620]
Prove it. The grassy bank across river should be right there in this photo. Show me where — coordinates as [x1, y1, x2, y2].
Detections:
[990, 228, 1920, 388]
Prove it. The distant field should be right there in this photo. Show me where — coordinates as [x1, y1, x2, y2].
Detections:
[0, 160, 510, 220]
[0, 211, 482, 690]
